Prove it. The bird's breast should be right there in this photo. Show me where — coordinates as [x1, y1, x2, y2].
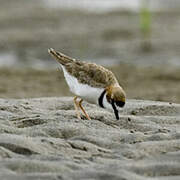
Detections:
[61, 65, 104, 104]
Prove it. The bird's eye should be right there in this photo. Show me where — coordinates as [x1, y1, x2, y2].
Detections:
[115, 101, 125, 107]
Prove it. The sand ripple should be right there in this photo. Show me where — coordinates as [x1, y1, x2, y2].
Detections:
[0, 97, 180, 180]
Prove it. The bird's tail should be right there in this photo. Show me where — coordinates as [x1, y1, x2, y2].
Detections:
[48, 48, 74, 65]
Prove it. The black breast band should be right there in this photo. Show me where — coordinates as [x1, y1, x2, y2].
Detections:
[98, 90, 106, 108]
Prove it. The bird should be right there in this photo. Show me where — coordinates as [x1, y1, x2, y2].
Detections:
[48, 48, 126, 120]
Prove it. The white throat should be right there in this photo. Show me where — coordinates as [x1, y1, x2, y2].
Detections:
[101, 92, 113, 110]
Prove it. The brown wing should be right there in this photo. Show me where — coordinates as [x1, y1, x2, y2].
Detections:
[64, 60, 118, 88]
[48, 48, 118, 88]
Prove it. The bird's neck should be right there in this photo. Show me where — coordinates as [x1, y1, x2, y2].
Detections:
[98, 89, 106, 108]
[98, 89, 114, 111]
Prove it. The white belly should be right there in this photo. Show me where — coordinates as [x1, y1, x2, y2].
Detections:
[61, 65, 104, 104]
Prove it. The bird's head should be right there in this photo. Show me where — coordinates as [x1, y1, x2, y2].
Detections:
[107, 85, 126, 107]
[105, 84, 126, 120]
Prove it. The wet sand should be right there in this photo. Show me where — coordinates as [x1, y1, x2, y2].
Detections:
[0, 97, 180, 180]
[0, 64, 180, 103]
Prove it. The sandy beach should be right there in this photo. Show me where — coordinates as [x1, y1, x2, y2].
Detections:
[0, 97, 180, 180]
[0, 0, 180, 179]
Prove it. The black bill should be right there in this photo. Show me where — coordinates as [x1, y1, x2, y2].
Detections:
[112, 100, 119, 120]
